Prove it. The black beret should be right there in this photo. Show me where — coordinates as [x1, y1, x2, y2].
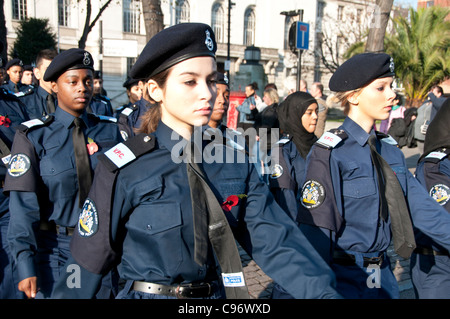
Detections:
[217, 72, 229, 87]
[5, 58, 23, 70]
[44, 48, 94, 81]
[329, 53, 395, 92]
[130, 23, 216, 79]
[23, 65, 33, 71]
[123, 76, 141, 89]
[94, 70, 102, 79]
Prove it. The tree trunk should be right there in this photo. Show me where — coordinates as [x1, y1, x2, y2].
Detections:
[365, 0, 394, 53]
[78, 0, 113, 49]
[142, 0, 164, 42]
[0, 0, 7, 61]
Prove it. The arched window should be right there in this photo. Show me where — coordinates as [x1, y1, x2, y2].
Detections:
[243, 7, 255, 46]
[176, 0, 190, 24]
[212, 3, 225, 43]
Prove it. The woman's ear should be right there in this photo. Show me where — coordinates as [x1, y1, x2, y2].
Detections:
[147, 80, 162, 103]
[347, 92, 359, 105]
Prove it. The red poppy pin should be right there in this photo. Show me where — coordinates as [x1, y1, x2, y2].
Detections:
[0, 115, 11, 127]
[86, 137, 99, 155]
[221, 194, 247, 212]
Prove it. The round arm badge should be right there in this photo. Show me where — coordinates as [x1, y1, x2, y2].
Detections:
[8, 154, 31, 177]
[301, 180, 326, 209]
[429, 184, 449, 206]
[78, 198, 99, 237]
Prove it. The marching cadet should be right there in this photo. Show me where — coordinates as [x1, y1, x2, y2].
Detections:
[114, 77, 151, 141]
[18, 49, 58, 119]
[296, 52, 450, 298]
[2, 58, 28, 94]
[4, 48, 122, 299]
[268, 91, 319, 299]
[0, 72, 30, 298]
[412, 98, 450, 299]
[87, 70, 113, 116]
[51, 23, 341, 299]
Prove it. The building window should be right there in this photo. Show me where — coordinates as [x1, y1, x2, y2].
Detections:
[12, 0, 27, 20]
[58, 0, 70, 26]
[127, 57, 137, 75]
[123, 0, 141, 33]
[212, 3, 225, 43]
[244, 7, 255, 46]
[338, 5, 344, 20]
[176, 0, 190, 24]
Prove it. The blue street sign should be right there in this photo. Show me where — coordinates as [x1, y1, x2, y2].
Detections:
[296, 22, 309, 50]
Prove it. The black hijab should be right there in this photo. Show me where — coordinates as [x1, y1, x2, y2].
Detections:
[419, 98, 450, 162]
[277, 91, 318, 159]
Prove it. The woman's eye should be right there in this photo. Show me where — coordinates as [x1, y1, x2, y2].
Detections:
[185, 80, 196, 86]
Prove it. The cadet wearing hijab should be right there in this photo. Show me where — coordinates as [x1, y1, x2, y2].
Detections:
[297, 53, 450, 299]
[268, 91, 319, 299]
[51, 23, 341, 299]
[412, 99, 450, 299]
[4, 48, 122, 299]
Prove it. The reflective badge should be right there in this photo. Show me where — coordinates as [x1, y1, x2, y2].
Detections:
[8, 154, 31, 177]
[301, 180, 326, 209]
[222, 272, 245, 287]
[429, 184, 449, 206]
[83, 52, 91, 66]
[120, 130, 129, 141]
[269, 164, 284, 179]
[78, 199, 99, 237]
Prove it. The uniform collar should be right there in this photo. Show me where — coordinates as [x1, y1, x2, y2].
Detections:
[342, 117, 376, 147]
[36, 85, 51, 99]
[55, 107, 89, 129]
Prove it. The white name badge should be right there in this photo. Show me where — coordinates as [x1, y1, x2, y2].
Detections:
[104, 143, 136, 168]
[222, 272, 246, 287]
[22, 119, 44, 128]
[425, 151, 447, 161]
[317, 131, 342, 148]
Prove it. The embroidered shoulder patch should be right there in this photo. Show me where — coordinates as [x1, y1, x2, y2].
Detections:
[301, 180, 326, 209]
[316, 131, 343, 149]
[78, 199, 99, 237]
[8, 154, 31, 177]
[429, 184, 449, 206]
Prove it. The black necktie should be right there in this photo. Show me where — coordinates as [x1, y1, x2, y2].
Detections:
[46, 94, 56, 114]
[186, 141, 249, 299]
[14, 83, 19, 93]
[72, 117, 92, 208]
[367, 135, 416, 259]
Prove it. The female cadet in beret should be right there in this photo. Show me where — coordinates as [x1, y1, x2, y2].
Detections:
[296, 52, 450, 299]
[3, 48, 122, 299]
[412, 99, 450, 299]
[267, 91, 319, 299]
[51, 23, 341, 300]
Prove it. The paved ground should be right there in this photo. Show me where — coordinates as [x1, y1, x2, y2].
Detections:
[240, 120, 422, 299]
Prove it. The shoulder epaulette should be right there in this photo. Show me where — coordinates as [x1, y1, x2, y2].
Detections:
[120, 104, 138, 117]
[0, 87, 20, 101]
[424, 148, 449, 163]
[275, 134, 292, 145]
[376, 131, 398, 146]
[315, 129, 347, 149]
[18, 114, 54, 132]
[101, 133, 156, 172]
[14, 87, 34, 98]
[89, 113, 117, 123]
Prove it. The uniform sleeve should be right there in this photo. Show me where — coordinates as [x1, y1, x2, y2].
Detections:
[7, 191, 40, 281]
[242, 163, 341, 299]
[406, 170, 450, 252]
[4, 130, 42, 281]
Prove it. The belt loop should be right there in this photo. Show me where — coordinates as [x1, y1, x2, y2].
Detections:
[353, 253, 364, 267]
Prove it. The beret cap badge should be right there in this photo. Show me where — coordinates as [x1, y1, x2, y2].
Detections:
[83, 52, 91, 66]
[205, 30, 214, 51]
[389, 57, 395, 73]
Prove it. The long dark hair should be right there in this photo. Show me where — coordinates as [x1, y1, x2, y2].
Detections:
[136, 68, 171, 134]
